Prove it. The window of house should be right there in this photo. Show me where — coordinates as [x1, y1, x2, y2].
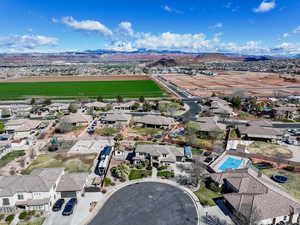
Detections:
[17, 194, 24, 200]
[2, 198, 10, 206]
[283, 216, 287, 220]
[163, 154, 167, 157]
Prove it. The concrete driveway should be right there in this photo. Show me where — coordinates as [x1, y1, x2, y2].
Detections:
[44, 210, 74, 225]
[44, 193, 104, 225]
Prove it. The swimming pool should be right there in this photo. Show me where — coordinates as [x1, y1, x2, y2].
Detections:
[218, 157, 243, 172]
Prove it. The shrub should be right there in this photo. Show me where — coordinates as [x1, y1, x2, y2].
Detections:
[119, 177, 126, 182]
[283, 166, 295, 172]
[157, 171, 175, 178]
[209, 182, 222, 193]
[104, 177, 113, 187]
[5, 214, 14, 223]
[18, 211, 27, 220]
[146, 165, 152, 170]
[0, 214, 5, 220]
[157, 165, 168, 171]
[135, 164, 145, 169]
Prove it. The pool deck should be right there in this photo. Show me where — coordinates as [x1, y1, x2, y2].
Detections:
[209, 152, 250, 173]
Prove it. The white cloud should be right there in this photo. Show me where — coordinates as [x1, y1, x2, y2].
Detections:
[106, 29, 300, 56]
[271, 42, 300, 55]
[106, 41, 137, 52]
[0, 34, 58, 52]
[60, 16, 112, 36]
[293, 26, 300, 34]
[118, 22, 134, 36]
[282, 33, 289, 38]
[253, 1, 276, 13]
[161, 5, 183, 14]
[209, 23, 223, 29]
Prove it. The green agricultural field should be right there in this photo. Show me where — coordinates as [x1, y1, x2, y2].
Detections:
[0, 80, 166, 100]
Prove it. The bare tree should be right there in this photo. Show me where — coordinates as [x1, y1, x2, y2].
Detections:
[19, 157, 26, 168]
[233, 203, 262, 225]
[9, 167, 16, 176]
[190, 158, 208, 187]
[29, 148, 36, 160]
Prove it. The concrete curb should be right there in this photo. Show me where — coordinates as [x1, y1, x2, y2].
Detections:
[81, 178, 201, 225]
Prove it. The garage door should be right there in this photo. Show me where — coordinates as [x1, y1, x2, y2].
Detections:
[61, 191, 77, 198]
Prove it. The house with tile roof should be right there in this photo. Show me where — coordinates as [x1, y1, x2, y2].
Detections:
[209, 167, 300, 225]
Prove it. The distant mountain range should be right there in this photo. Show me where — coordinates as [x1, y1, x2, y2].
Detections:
[0, 48, 299, 60]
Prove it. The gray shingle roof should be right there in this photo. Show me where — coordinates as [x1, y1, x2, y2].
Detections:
[103, 113, 131, 122]
[135, 144, 184, 158]
[136, 115, 175, 126]
[0, 168, 64, 197]
[56, 173, 88, 192]
[196, 117, 226, 132]
[61, 114, 92, 124]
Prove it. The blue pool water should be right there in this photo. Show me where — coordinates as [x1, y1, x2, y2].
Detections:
[218, 157, 243, 172]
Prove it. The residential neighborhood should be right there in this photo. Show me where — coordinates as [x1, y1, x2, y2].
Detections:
[0, 92, 300, 225]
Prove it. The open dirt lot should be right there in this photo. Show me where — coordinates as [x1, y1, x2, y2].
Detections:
[162, 71, 300, 97]
[0, 75, 150, 83]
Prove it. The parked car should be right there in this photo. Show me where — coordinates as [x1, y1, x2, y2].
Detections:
[62, 198, 77, 216]
[62, 204, 75, 216]
[0, 137, 9, 141]
[52, 199, 65, 212]
[204, 157, 214, 163]
[67, 198, 77, 205]
[203, 151, 212, 157]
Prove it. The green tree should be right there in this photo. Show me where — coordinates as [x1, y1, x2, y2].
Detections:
[142, 102, 152, 112]
[114, 133, 124, 141]
[30, 98, 36, 105]
[132, 102, 140, 110]
[185, 121, 199, 145]
[116, 95, 123, 103]
[97, 96, 104, 102]
[0, 122, 4, 133]
[68, 103, 78, 113]
[139, 96, 145, 103]
[43, 98, 52, 106]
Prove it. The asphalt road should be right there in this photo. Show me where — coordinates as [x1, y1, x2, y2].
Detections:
[182, 101, 202, 121]
[88, 182, 198, 225]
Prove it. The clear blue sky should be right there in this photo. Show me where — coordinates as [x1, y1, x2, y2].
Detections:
[1, 0, 300, 55]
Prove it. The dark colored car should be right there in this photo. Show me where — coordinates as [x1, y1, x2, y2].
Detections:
[67, 198, 77, 205]
[52, 199, 65, 212]
[62, 198, 77, 216]
[204, 157, 213, 163]
[203, 151, 212, 157]
[62, 204, 75, 216]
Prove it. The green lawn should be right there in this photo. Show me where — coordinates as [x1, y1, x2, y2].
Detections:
[128, 169, 152, 180]
[21, 153, 97, 174]
[262, 168, 300, 202]
[194, 183, 223, 206]
[95, 128, 118, 136]
[0, 80, 166, 100]
[130, 127, 164, 136]
[157, 170, 175, 178]
[0, 150, 25, 168]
